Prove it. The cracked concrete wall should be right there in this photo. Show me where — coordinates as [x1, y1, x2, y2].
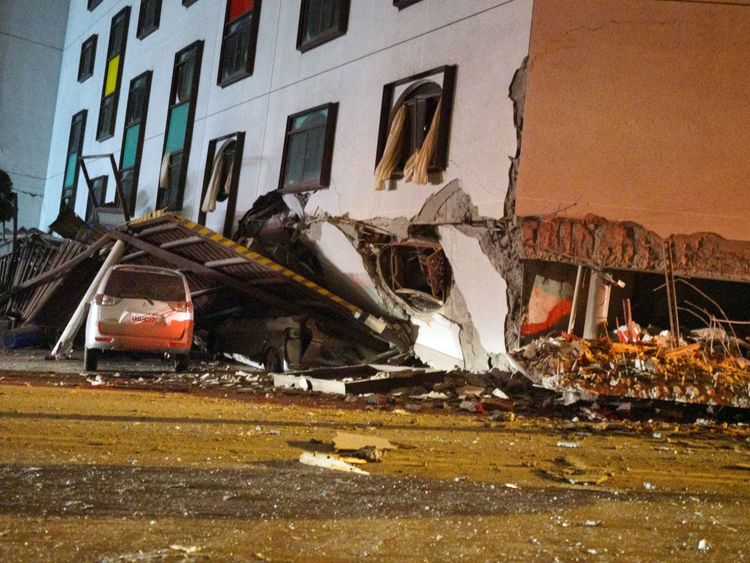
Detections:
[318, 180, 524, 372]
[305, 39, 531, 371]
[522, 215, 750, 283]
[517, 0, 750, 241]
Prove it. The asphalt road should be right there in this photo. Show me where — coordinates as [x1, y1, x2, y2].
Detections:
[1, 353, 750, 561]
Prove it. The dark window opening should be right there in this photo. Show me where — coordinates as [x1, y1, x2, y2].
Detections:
[119, 71, 152, 215]
[78, 35, 97, 82]
[198, 133, 245, 237]
[374, 65, 456, 188]
[88, 0, 103, 11]
[297, 0, 349, 53]
[520, 260, 750, 346]
[183, 0, 199, 5]
[218, 0, 262, 86]
[393, 0, 423, 9]
[279, 103, 338, 193]
[219, 142, 236, 190]
[159, 41, 203, 211]
[137, 0, 162, 39]
[97, 7, 130, 141]
[85, 176, 108, 222]
[97, 96, 116, 139]
[61, 110, 88, 213]
[378, 238, 452, 312]
[104, 269, 186, 301]
[398, 81, 441, 170]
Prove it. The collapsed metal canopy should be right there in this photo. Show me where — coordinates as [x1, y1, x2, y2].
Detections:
[109, 211, 409, 351]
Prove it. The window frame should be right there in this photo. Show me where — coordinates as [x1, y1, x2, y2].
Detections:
[96, 6, 130, 141]
[393, 0, 423, 9]
[217, 0, 262, 88]
[158, 40, 204, 211]
[375, 65, 456, 177]
[278, 102, 338, 194]
[85, 175, 108, 222]
[136, 0, 162, 40]
[198, 131, 246, 237]
[118, 70, 152, 215]
[60, 110, 88, 213]
[78, 34, 97, 83]
[296, 0, 350, 53]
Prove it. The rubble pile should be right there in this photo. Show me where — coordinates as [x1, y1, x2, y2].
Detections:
[510, 334, 750, 408]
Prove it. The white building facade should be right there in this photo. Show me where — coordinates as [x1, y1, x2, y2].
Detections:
[38, 0, 532, 370]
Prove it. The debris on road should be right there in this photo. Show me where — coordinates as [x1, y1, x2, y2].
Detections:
[540, 455, 611, 486]
[273, 364, 444, 395]
[509, 333, 750, 408]
[332, 431, 396, 463]
[299, 451, 369, 475]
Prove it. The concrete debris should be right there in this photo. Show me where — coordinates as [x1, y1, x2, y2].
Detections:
[492, 388, 510, 400]
[273, 365, 444, 395]
[510, 334, 750, 408]
[299, 451, 369, 475]
[540, 455, 611, 486]
[556, 441, 581, 449]
[332, 432, 396, 452]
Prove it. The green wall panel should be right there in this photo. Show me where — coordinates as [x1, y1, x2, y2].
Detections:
[165, 102, 189, 154]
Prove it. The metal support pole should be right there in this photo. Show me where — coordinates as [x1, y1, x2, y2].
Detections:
[583, 271, 612, 339]
[567, 264, 584, 335]
[51, 239, 126, 359]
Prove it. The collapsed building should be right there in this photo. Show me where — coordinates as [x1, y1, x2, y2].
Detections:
[0, 0, 746, 403]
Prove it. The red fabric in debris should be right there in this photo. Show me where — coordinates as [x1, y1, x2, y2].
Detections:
[520, 299, 573, 336]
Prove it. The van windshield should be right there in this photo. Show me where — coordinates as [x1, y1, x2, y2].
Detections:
[104, 270, 186, 302]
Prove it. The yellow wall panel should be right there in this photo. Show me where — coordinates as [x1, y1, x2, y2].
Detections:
[105, 55, 120, 96]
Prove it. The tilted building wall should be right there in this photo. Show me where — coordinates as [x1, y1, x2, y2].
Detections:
[38, 0, 533, 370]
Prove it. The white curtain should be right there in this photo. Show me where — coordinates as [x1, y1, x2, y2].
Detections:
[201, 141, 235, 213]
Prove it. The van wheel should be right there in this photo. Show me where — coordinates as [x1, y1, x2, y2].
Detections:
[263, 348, 283, 373]
[84, 348, 99, 371]
[174, 354, 189, 373]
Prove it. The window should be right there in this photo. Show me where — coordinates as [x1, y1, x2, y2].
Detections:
[88, 0, 103, 11]
[393, 0, 422, 9]
[279, 103, 338, 193]
[137, 0, 162, 39]
[61, 110, 87, 212]
[118, 71, 152, 214]
[374, 65, 456, 190]
[78, 35, 97, 82]
[158, 41, 204, 211]
[198, 132, 245, 237]
[85, 176, 108, 222]
[97, 7, 130, 141]
[297, 0, 349, 53]
[218, 0, 262, 86]
[183, 0, 199, 5]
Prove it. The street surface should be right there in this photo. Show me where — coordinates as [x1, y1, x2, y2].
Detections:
[0, 351, 749, 561]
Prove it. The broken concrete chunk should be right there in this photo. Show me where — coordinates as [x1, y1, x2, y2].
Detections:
[491, 388, 510, 400]
[332, 431, 396, 452]
[299, 451, 369, 475]
[349, 446, 385, 463]
[456, 385, 485, 398]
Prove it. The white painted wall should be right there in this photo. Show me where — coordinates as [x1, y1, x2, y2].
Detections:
[39, 0, 532, 229]
[36, 0, 532, 361]
[0, 0, 69, 231]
